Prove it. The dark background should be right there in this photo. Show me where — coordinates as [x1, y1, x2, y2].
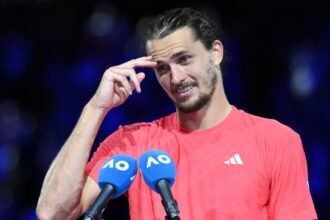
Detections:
[0, 0, 329, 219]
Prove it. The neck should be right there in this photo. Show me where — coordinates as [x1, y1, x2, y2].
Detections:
[176, 85, 232, 130]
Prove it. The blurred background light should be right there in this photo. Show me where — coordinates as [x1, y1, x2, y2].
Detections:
[1, 33, 30, 80]
[86, 5, 115, 37]
[290, 59, 316, 99]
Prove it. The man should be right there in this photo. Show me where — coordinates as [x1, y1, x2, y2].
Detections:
[36, 7, 318, 220]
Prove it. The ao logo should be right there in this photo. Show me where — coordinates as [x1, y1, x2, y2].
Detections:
[102, 159, 129, 171]
[146, 154, 171, 168]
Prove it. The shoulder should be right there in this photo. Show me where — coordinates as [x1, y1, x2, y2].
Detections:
[236, 109, 305, 171]
[95, 113, 175, 157]
[237, 109, 299, 140]
[102, 112, 176, 147]
[234, 108, 302, 154]
[117, 112, 175, 134]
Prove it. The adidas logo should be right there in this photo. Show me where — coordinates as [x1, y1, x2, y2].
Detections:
[224, 153, 243, 165]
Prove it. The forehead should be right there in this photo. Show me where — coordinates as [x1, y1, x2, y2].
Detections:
[147, 27, 205, 61]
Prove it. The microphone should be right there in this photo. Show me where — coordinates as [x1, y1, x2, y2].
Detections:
[83, 154, 138, 220]
[139, 150, 180, 220]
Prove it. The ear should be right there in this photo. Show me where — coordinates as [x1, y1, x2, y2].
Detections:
[212, 40, 224, 65]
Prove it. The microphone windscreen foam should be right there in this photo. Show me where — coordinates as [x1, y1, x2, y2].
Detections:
[98, 154, 138, 198]
[139, 149, 176, 193]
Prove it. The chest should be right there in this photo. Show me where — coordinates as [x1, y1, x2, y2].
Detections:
[174, 135, 270, 211]
[130, 131, 271, 219]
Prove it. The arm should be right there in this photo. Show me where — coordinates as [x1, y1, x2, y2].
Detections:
[36, 57, 156, 220]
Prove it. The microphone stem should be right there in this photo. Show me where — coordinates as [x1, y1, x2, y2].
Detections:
[83, 184, 115, 220]
[157, 179, 180, 220]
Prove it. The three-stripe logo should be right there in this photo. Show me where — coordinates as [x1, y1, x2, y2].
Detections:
[224, 153, 244, 165]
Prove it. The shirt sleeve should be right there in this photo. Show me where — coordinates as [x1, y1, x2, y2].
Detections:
[84, 124, 143, 183]
[268, 130, 318, 220]
[84, 127, 127, 183]
[84, 136, 117, 183]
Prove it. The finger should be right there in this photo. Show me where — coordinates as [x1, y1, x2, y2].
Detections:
[108, 72, 133, 95]
[136, 72, 146, 82]
[121, 58, 157, 69]
[136, 56, 153, 60]
[109, 67, 143, 93]
[129, 72, 145, 93]
[114, 83, 130, 101]
[130, 56, 153, 61]
[127, 69, 142, 93]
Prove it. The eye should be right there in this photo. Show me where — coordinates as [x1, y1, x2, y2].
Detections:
[155, 64, 170, 76]
[177, 55, 192, 65]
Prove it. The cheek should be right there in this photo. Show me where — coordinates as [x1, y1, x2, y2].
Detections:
[158, 75, 171, 90]
[188, 60, 207, 76]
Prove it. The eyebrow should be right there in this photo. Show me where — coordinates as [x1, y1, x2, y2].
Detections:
[171, 50, 190, 60]
[154, 50, 190, 64]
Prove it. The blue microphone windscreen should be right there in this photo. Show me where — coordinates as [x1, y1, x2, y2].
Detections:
[98, 154, 137, 199]
[139, 149, 176, 193]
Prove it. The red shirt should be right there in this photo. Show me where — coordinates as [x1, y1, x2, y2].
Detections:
[85, 106, 318, 219]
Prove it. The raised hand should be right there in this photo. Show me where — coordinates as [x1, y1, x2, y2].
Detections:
[90, 56, 157, 111]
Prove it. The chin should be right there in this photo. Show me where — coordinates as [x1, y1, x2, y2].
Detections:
[176, 94, 211, 113]
[176, 101, 204, 113]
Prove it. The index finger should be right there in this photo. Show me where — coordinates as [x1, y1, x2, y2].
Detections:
[121, 56, 157, 69]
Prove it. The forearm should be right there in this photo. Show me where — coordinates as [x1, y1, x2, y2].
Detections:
[36, 56, 154, 220]
[36, 101, 108, 220]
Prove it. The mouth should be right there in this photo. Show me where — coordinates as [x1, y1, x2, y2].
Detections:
[173, 84, 195, 99]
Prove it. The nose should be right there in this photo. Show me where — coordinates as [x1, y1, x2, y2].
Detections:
[170, 65, 185, 85]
